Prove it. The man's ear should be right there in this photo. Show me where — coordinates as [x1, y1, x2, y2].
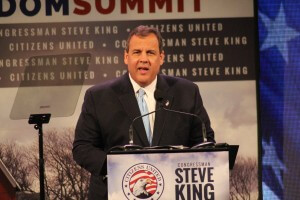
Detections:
[124, 50, 128, 65]
[160, 50, 165, 65]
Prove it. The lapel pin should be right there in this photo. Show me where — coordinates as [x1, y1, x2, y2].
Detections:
[165, 100, 170, 107]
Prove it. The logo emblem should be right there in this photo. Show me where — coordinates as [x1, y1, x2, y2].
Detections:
[122, 163, 164, 200]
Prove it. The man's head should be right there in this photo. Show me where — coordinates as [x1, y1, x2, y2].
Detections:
[124, 25, 165, 87]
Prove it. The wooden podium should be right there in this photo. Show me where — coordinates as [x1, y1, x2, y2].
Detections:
[107, 144, 238, 200]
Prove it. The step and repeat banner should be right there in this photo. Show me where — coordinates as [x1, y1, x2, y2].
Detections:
[0, 0, 258, 199]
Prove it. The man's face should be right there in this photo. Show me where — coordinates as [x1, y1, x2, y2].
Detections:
[124, 33, 164, 87]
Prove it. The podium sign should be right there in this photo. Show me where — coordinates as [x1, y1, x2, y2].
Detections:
[107, 150, 229, 200]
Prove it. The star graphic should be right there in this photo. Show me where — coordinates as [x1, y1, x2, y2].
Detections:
[259, 3, 300, 63]
[262, 138, 286, 187]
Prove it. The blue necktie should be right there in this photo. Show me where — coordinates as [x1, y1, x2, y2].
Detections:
[137, 89, 152, 145]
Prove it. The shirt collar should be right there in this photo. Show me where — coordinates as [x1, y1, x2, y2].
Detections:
[129, 74, 157, 96]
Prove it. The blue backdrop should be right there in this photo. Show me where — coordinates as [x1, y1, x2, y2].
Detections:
[259, 0, 300, 199]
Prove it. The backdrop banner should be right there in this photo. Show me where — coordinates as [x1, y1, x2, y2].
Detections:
[0, 1, 259, 199]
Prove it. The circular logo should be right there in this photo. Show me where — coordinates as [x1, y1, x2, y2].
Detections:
[122, 163, 164, 200]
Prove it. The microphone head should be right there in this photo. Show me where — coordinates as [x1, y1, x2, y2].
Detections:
[154, 89, 170, 107]
[154, 89, 164, 102]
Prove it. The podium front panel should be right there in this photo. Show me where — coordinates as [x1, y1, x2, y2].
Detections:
[107, 150, 229, 200]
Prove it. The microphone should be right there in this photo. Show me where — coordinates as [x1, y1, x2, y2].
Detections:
[128, 107, 189, 151]
[154, 90, 214, 148]
[108, 109, 160, 152]
[110, 95, 164, 152]
[128, 109, 160, 146]
[108, 109, 158, 152]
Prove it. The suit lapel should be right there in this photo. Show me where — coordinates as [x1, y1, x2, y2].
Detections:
[152, 75, 173, 146]
[113, 74, 149, 146]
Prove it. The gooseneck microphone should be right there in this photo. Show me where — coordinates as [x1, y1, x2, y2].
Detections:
[109, 89, 213, 152]
[108, 109, 159, 152]
[128, 109, 161, 145]
[154, 89, 214, 148]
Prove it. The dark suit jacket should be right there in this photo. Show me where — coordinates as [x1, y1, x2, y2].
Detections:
[72, 73, 214, 199]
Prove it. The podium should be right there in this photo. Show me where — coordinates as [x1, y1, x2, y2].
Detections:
[107, 145, 238, 200]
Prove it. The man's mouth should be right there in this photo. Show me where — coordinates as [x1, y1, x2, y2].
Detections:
[138, 67, 149, 72]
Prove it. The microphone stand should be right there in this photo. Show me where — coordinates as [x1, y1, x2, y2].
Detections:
[108, 109, 161, 152]
[156, 99, 215, 149]
[127, 109, 161, 149]
[128, 109, 159, 144]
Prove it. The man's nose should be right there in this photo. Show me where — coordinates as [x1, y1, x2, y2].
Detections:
[139, 52, 148, 62]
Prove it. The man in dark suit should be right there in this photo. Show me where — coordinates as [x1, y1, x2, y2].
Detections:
[73, 25, 215, 199]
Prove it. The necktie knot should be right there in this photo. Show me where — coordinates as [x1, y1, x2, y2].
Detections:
[138, 88, 145, 98]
